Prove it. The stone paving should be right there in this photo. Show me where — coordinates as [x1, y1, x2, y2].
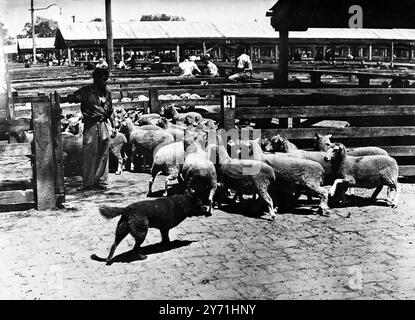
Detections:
[1, 170, 415, 300]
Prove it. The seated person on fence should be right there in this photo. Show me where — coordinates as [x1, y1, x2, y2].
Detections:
[201, 54, 218, 77]
[178, 55, 201, 77]
[67, 68, 117, 191]
[148, 56, 168, 73]
[96, 58, 109, 69]
[228, 46, 253, 82]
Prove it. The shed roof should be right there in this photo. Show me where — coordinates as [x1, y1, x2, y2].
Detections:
[17, 37, 56, 50]
[267, 0, 415, 31]
[55, 21, 415, 47]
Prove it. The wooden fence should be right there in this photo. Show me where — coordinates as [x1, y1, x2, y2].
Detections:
[220, 88, 415, 177]
[0, 93, 64, 211]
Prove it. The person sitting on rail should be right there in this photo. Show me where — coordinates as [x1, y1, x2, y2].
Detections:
[148, 56, 168, 73]
[201, 54, 218, 77]
[178, 55, 201, 77]
[228, 46, 253, 82]
[96, 58, 109, 69]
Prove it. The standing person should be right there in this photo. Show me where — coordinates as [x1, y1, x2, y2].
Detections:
[178, 55, 201, 76]
[202, 54, 218, 77]
[68, 68, 117, 190]
[228, 46, 253, 81]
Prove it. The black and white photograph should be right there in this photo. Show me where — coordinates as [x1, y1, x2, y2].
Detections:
[1, 0, 415, 303]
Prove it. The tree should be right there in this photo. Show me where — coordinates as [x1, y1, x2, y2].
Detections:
[0, 22, 15, 45]
[17, 16, 58, 38]
[140, 13, 185, 21]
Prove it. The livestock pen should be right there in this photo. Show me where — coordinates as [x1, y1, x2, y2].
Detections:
[220, 88, 415, 177]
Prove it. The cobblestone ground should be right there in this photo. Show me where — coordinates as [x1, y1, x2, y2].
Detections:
[1, 167, 415, 300]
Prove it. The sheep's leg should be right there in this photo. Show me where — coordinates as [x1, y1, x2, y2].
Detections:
[163, 174, 176, 197]
[254, 180, 276, 221]
[115, 153, 123, 175]
[387, 183, 400, 208]
[207, 186, 217, 216]
[370, 185, 383, 201]
[329, 179, 347, 197]
[307, 185, 330, 217]
[148, 170, 162, 196]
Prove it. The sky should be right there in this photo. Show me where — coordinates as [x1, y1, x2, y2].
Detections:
[1, 0, 277, 37]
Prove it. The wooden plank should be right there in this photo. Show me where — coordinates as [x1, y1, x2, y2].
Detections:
[382, 145, 415, 157]
[0, 118, 32, 132]
[223, 88, 415, 96]
[0, 143, 31, 157]
[261, 127, 415, 140]
[32, 100, 56, 210]
[51, 92, 65, 208]
[11, 96, 50, 104]
[236, 105, 415, 119]
[399, 165, 415, 177]
[0, 189, 34, 205]
[0, 179, 33, 192]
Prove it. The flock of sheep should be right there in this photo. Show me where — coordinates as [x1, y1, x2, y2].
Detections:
[59, 102, 401, 220]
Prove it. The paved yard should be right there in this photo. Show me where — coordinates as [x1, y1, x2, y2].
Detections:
[1, 170, 415, 300]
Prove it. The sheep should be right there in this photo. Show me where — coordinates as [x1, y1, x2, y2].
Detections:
[270, 135, 297, 152]
[148, 141, 185, 196]
[119, 118, 174, 172]
[109, 130, 128, 175]
[271, 136, 334, 185]
[313, 133, 388, 156]
[324, 142, 400, 209]
[249, 138, 330, 216]
[181, 131, 217, 215]
[213, 144, 277, 221]
[161, 104, 203, 126]
[156, 117, 186, 141]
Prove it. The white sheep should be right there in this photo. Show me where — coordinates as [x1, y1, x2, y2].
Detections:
[250, 139, 330, 216]
[148, 141, 185, 196]
[324, 142, 400, 208]
[314, 133, 388, 156]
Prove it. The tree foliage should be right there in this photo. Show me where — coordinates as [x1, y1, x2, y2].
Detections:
[0, 22, 15, 45]
[140, 13, 185, 21]
[17, 16, 58, 38]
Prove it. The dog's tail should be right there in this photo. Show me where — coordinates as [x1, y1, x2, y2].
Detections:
[99, 205, 126, 219]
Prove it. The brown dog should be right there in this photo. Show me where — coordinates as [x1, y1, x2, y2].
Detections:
[99, 194, 210, 265]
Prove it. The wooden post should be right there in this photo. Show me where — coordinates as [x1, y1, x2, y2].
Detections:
[311, 45, 317, 59]
[368, 45, 373, 61]
[149, 88, 160, 114]
[4, 55, 14, 120]
[220, 90, 236, 131]
[359, 47, 364, 58]
[121, 46, 125, 62]
[391, 42, 394, 61]
[218, 47, 222, 60]
[105, 0, 115, 70]
[50, 92, 65, 208]
[176, 44, 180, 63]
[322, 45, 327, 60]
[257, 47, 261, 59]
[85, 50, 88, 62]
[278, 27, 289, 88]
[202, 42, 207, 56]
[32, 98, 57, 210]
[410, 48, 414, 61]
[67, 47, 72, 65]
[275, 44, 279, 60]
[250, 46, 254, 60]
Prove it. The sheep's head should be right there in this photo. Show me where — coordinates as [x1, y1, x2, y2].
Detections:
[136, 117, 151, 126]
[314, 133, 332, 151]
[261, 138, 272, 152]
[324, 143, 346, 162]
[271, 136, 291, 152]
[156, 117, 169, 128]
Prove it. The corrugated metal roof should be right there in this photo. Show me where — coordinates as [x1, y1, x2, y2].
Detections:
[57, 21, 415, 42]
[17, 37, 56, 50]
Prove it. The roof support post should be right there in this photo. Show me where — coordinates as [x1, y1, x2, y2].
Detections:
[176, 44, 180, 63]
[105, 0, 114, 70]
[202, 42, 207, 56]
[121, 46, 124, 63]
[85, 50, 88, 62]
[67, 47, 71, 65]
[278, 26, 289, 88]
[391, 41, 394, 61]
[368, 45, 373, 61]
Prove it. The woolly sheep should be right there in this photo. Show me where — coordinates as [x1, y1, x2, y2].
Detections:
[181, 131, 217, 215]
[324, 142, 400, 209]
[213, 144, 277, 221]
[313, 133, 388, 156]
[250, 139, 330, 216]
[148, 141, 185, 196]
